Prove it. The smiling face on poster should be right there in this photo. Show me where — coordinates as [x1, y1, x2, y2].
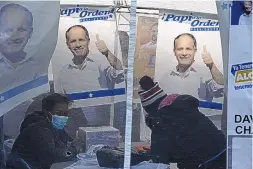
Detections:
[52, 7, 125, 108]
[0, 5, 33, 60]
[0, 2, 60, 115]
[232, 0, 252, 25]
[155, 11, 224, 116]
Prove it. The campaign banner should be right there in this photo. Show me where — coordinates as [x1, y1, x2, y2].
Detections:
[227, 1, 252, 169]
[216, 0, 231, 135]
[161, 13, 219, 31]
[131, 16, 158, 142]
[0, 1, 60, 116]
[133, 16, 159, 102]
[52, 6, 126, 109]
[60, 6, 114, 22]
[155, 10, 224, 120]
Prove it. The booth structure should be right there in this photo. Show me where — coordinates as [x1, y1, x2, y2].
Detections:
[54, 0, 225, 142]
[0, 0, 252, 169]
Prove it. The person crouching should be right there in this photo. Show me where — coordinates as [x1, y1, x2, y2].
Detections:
[138, 76, 226, 169]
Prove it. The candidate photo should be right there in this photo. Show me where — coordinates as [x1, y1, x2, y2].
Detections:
[0, 3, 33, 77]
[55, 24, 126, 137]
[239, 1, 252, 25]
[140, 23, 158, 51]
[158, 33, 224, 102]
[58, 25, 124, 95]
[134, 17, 159, 100]
[137, 22, 158, 69]
[231, 1, 252, 25]
[0, 2, 59, 112]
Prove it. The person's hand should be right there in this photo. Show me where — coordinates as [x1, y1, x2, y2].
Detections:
[69, 131, 85, 153]
[201, 45, 214, 68]
[95, 34, 109, 55]
[71, 138, 83, 147]
[148, 159, 153, 163]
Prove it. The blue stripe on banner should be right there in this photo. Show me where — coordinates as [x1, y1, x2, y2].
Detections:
[68, 90, 223, 110]
[66, 88, 126, 100]
[199, 101, 223, 110]
[0, 75, 48, 104]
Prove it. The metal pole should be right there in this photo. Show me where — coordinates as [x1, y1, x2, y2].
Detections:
[123, 0, 136, 168]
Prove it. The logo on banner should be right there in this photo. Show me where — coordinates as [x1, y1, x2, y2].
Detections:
[161, 13, 219, 31]
[221, 2, 233, 10]
[231, 62, 253, 90]
[60, 7, 114, 22]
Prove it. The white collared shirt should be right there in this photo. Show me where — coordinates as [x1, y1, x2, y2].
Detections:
[0, 47, 36, 73]
[57, 52, 125, 125]
[140, 41, 157, 50]
[239, 13, 252, 25]
[0, 53, 41, 93]
[57, 52, 125, 107]
[58, 53, 124, 93]
[158, 62, 224, 117]
[158, 62, 223, 102]
[0, 53, 32, 75]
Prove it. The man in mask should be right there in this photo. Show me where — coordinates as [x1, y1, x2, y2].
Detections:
[6, 93, 83, 169]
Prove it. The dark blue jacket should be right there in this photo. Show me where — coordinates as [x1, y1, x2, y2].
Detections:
[7, 111, 77, 169]
[143, 94, 226, 169]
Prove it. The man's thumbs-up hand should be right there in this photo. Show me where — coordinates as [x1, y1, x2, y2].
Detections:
[95, 34, 109, 54]
[96, 34, 100, 41]
[201, 45, 214, 68]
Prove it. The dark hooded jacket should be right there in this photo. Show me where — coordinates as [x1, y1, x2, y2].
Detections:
[6, 111, 77, 169]
[138, 79, 226, 169]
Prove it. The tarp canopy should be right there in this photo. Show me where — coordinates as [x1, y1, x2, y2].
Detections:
[60, 0, 217, 14]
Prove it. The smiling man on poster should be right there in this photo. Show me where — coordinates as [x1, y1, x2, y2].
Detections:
[0, 3, 33, 74]
[140, 23, 158, 51]
[159, 33, 224, 102]
[59, 25, 124, 95]
[0, 2, 59, 115]
[57, 25, 124, 126]
[239, 1, 252, 25]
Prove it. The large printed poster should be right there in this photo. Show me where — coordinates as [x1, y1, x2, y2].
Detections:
[132, 16, 158, 142]
[152, 9, 227, 169]
[0, 1, 60, 115]
[155, 11, 224, 121]
[228, 1, 252, 169]
[53, 6, 126, 108]
[133, 16, 158, 102]
[52, 6, 126, 136]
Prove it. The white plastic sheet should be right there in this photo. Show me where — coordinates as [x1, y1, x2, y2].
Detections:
[64, 160, 169, 169]
[64, 145, 169, 169]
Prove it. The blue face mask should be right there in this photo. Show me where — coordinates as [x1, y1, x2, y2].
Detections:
[51, 115, 68, 130]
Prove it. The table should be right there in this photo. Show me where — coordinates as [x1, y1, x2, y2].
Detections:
[50, 142, 176, 169]
[50, 161, 76, 169]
